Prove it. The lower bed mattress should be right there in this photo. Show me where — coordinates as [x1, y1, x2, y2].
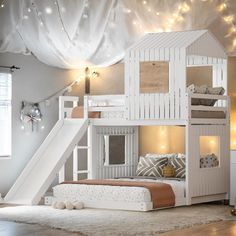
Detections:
[52, 178, 186, 211]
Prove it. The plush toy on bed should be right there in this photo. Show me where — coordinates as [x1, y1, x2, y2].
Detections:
[162, 161, 175, 178]
[52, 201, 84, 210]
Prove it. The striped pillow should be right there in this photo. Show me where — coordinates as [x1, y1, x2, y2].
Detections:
[169, 157, 186, 178]
[136, 156, 168, 177]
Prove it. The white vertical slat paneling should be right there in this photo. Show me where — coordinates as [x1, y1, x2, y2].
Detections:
[130, 51, 135, 120]
[169, 48, 175, 119]
[179, 48, 187, 119]
[164, 94, 169, 119]
[140, 94, 145, 119]
[134, 50, 140, 119]
[187, 125, 229, 203]
[94, 127, 137, 179]
[144, 94, 150, 119]
[150, 93, 155, 119]
[174, 48, 180, 119]
[160, 94, 164, 119]
[154, 93, 160, 119]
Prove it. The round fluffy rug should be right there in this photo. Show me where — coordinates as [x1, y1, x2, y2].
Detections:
[0, 204, 234, 236]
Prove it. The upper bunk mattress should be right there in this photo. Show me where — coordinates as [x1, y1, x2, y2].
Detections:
[53, 178, 185, 207]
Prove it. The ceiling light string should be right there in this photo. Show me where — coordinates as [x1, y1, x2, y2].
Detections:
[54, 0, 73, 44]
[30, 1, 72, 67]
[71, 0, 90, 45]
[166, 1, 191, 31]
[216, 0, 236, 49]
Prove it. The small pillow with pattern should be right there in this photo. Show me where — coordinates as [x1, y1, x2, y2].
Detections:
[200, 153, 219, 168]
[169, 157, 186, 178]
[136, 156, 168, 177]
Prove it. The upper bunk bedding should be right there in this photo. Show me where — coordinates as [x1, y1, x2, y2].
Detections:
[52, 177, 185, 210]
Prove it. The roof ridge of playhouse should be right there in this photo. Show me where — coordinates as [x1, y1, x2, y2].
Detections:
[126, 29, 227, 59]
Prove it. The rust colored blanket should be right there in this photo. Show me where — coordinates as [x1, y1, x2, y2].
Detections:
[62, 179, 175, 209]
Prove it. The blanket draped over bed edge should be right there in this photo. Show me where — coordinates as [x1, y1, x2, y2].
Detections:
[61, 179, 175, 209]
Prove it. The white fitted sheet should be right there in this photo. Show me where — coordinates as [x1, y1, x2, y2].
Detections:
[53, 178, 185, 205]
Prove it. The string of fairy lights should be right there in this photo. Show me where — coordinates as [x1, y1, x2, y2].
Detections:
[0, 0, 235, 50]
[216, 0, 236, 49]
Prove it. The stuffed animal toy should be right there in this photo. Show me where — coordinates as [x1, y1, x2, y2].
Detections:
[52, 200, 84, 210]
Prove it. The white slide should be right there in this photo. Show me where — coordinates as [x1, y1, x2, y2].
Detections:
[4, 119, 88, 205]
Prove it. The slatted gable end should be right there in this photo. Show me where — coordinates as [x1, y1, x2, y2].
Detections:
[187, 31, 227, 59]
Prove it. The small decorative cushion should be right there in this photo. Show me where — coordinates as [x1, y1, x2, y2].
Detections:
[169, 157, 186, 178]
[71, 106, 101, 118]
[162, 163, 175, 177]
[187, 84, 208, 105]
[200, 153, 219, 168]
[136, 156, 168, 177]
[203, 87, 225, 106]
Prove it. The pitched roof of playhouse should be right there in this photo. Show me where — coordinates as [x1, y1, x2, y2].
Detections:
[128, 30, 227, 59]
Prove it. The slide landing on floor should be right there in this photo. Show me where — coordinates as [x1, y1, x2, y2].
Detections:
[4, 119, 88, 205]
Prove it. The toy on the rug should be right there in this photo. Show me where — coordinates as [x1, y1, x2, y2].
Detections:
[52, 201, 84, 210]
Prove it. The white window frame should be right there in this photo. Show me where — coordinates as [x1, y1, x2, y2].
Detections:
[0, 72, 12, 159]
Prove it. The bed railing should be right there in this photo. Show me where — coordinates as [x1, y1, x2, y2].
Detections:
[188, 93, 230, 124]
[59, 96, 79, 119]
[58, 93, 230, 123]
[126, 91, 187, 120]
[84, 94, 126, 119]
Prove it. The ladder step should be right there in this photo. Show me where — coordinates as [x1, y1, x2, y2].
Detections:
[77, 146, 90, 149]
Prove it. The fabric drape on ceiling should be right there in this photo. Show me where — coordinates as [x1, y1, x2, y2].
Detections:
[0, 0, 235, 69]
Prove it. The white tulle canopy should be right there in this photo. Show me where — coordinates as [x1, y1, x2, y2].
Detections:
[0, 0, 235, 68]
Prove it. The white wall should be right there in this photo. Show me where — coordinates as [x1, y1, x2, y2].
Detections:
[0, 53, 79, 195]
[0, 52, 124, 195]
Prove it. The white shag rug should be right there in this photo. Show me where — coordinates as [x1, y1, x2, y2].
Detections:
[0, 204, 233, 236]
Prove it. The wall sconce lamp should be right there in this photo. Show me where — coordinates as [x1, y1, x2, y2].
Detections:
[84, 67, 100, 94]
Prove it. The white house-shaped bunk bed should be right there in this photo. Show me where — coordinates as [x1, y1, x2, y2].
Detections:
[5, 30, 230, 209]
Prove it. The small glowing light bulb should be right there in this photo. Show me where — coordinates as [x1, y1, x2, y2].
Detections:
[45, 7, 52, 14]
[132, 20, 137, 25]
[231, 27, 236, 33]
[179, 2, 190, 13]
[1, 3, 4, 8]
[41, 125, 45, 130]
[156, 12, 160, 16]
[27, 8, 31, 12]
[161, 145, 166, 149]
[21, 125, 25, 130]
[223, 15, 234, 24]
[218, 3, 227, 12]
[142, 0, 147, 5]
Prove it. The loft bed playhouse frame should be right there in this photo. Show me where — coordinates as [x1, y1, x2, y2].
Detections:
[4, 30, 230, 211]
[57, 30, 230, 211]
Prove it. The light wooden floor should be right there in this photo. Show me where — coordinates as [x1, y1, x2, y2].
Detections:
[0, 220, 235, 236]
[159, 220, 236, 236]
